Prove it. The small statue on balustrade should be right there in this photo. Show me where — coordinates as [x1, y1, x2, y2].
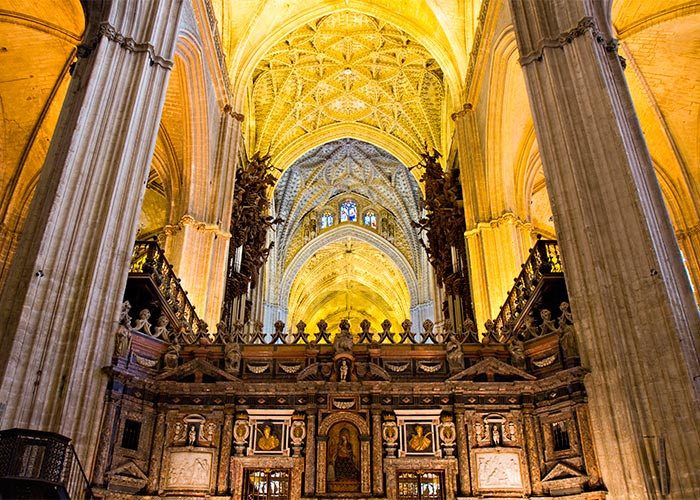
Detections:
[558, 301, 578, 358]
[520, 313, 539, 340]
[539, 309, 558, 336]
[163, 341, 181, 370]
[153, 315, 169, 339]
[462, 317, 479, 343]
[132, 308, 152, 335]
[482, 319, 499, 344]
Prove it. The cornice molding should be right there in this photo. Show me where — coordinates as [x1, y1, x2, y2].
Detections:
[77, 22, 174, 69]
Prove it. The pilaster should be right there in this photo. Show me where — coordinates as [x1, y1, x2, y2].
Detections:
[0, 0, 185, 471]
[454, 406, 471, 496]
[147, 410, 167, 494]
[509, 1, 700, 498]
[371, 408, 384, 495]
[304, 407, 317, 496]
[217, 409, 235, 493]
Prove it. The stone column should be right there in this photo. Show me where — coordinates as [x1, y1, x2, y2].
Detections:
[91, 395, 121, 487]
[508, 2, 700, 498]
[147, 410, 167, 494]
[217, 410, 235, 494]
[304, 408, 317, 496]
[0, 0, 185, 470]
[454, 406, 471, 496]
[371, 408, 384, 495]
[453, 107, 533, 326]
[163, 108, 242, 326]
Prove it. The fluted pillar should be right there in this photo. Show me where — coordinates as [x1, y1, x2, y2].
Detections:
[509, 1, 700, 498]
[0, 0, 184, 471]
[91, 395, 121, 487]
[163, 108, 242, 327]
[464, 213, 533, 324]
[453, 106, 534, 326]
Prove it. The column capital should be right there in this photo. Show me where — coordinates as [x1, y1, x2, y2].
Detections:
[450, 103, 473, 121]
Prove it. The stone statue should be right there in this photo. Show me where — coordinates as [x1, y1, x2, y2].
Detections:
[491, 425, 501, 446]
[132, 308, 152, 335]
[115, 323, 131, 357]
[339, 360, 349, 382]
[446, 334, 464, 373]
[539, 309, 558, 336]
[520, 313, 539, 340]
[163, 341, 181, 370]
[224, 342, 242, 374]
[508, 339, 527, 370]
[153, 315, 169, 339]
[187, 425, 197, 446]
[558, 302, 578, 358]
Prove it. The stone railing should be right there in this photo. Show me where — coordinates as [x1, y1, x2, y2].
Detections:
[0, 429, 95, 500]
[494, 237, 564, 336]
[130, 240, 207, 337]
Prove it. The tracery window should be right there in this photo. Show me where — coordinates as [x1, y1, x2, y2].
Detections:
[321, 211, 334, 228]
[363, 211, 377, 229]
[243, 469, 290, 500]
[397, 471, 443, 499]
[340, 200, 357, 222]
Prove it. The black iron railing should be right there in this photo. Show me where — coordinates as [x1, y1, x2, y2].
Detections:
[0, 428, 94, 500]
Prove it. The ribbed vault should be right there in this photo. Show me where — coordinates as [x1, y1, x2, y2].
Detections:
[286, 237, 410, 333]
[250, 10, 444, 166]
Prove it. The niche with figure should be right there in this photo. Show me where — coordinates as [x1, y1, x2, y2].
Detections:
[326, 422, 361, 493]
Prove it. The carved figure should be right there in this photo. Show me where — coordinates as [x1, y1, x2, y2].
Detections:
[334, 330, 353, 355]
[339, 360, 349, 382]
[439, 419, 457, 447]
[558, 301, 578, 358]
[290, 419, 306, 446]
[520, 313, 539, 340]
[132, 308, 152, 335]
[422, 318, 434, 335]
[491, 425, 501, 446]
[115, 323, 131, 357]
[233, 419, 250, 446]
[119, 300, 132, 325]
[539, 309, 558, 336]
[224, 342, 242, 374]
[474, 421, 485, 441]
[257, 425, 280, 451]
[274, 319, 285, 336]
[317, 319, 328, 335]
[408, 424, 432, 451]
[296, 320, 307, 335]
[401, 319, 412, 335]
[508, 339, 527, 370]
[187, 425, 197, 446]
[446, 334, 464, 373]
[382, 421, 399, 445]
[506, 421, 517, 442]
[153, 315, 169, 339]
[163, 341, 181, 369]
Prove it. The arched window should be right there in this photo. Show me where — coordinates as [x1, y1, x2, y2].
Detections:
[340, 200, 357, 222]
[321, 211, 334, 228]
[363, 211, 377, 229]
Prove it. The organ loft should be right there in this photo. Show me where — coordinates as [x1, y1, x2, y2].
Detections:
[0, 1, 698, 500]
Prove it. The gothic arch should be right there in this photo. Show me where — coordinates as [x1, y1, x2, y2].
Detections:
[279, 224, 421, 309]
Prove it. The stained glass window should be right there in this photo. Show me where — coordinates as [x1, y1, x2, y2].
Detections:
[321, 211, 334, 228]
[363, 211, 377, 229]
[340, 200, 357, 222]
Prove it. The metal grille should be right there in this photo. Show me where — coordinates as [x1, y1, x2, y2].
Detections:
[398, 471, 444, 500]
[243, 469, 290, 500]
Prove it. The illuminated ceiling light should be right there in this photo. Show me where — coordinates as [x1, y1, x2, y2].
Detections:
[343, 68, 353, 75]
